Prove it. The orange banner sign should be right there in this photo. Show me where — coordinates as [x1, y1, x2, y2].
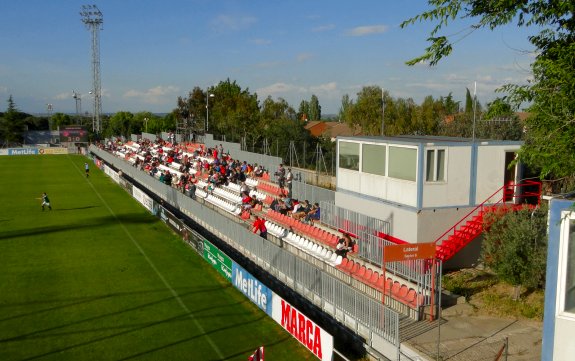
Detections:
[384, 242, 436, 262]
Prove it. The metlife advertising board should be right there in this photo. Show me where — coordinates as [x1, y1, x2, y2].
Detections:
[203, 240, 232, 281]
[271, 295, 333, 361]
[231, 263, 273, 315]
[8, 148, 38, 155]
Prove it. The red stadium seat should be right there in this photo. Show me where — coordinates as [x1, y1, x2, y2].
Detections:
[337, 257, 349, 270]
[363, 268, 373, 282]
[370, 271, 379, 285]
[391, 281, 400, 295]
[397, 285, 408, 300]
[376, 275, 385, 290]
[355, 266, 366, 279]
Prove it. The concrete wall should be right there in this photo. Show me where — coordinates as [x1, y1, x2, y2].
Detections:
[335, 191, 418, 243]
[421, 145, 472, 208]
[475, 144, 520, 203]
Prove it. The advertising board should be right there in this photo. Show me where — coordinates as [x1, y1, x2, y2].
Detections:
[232, 263, 273, 315]
[271, 295, 333, 361]
[203, 240, 232, 281]
[39, 147, 68, 155]
[159, 206, 184, 236]
[8, 148, 38, 155]
[132, 187, 154, 213]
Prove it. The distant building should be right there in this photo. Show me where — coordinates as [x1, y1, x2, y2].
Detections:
[304, 120, 362, 141]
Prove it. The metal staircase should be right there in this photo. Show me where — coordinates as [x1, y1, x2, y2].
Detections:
[434, 180, 542, 261]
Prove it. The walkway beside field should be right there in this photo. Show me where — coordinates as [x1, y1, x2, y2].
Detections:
[403, 303, 542, 361]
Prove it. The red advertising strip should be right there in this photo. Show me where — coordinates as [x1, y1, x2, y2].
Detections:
[271, 294, 333, 361]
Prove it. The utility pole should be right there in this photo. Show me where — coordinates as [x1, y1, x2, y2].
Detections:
[381, 87, 385, 136]
[80, 4, 103, 134]
[72, 90, 82, 123]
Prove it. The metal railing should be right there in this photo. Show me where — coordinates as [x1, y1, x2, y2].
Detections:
[90, 145, 401, 347]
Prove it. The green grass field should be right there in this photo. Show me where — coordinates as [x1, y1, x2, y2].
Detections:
[0, 155, 312, 360]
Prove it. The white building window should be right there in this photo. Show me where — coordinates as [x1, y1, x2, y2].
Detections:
[362, 143, 386, 176]
[559, 212, 575, 316]
[339, 141, 360, 171]
[426, 149, 446, 182]
[388, 146, 417, 181]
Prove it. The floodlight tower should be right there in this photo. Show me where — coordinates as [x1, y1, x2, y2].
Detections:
[72, 90, 82, 120]
[80, 4, 103, 134]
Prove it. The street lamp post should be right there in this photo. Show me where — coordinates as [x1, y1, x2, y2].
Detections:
[206, 92, 214, 133]
[144, 117, 148, 133]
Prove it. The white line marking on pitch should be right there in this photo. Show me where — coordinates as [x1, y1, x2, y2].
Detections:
[71, 156, 225, 359]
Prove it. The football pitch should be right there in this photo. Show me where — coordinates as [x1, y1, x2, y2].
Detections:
[0, 155, 312, 360]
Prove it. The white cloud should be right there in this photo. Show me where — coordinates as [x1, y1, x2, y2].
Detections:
[123, 85, 180, 105]
[347, 25, 388, 37]
[296, 53, 313, 62]
[257, 82, 306, 95]
[312, 24, 335, 32]
[212, 14, 256, 32]
[257, 82, 338, 99]
[310, 82, 337, 93]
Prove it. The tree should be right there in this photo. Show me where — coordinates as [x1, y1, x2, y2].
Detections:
[482, 205, 548, 298]
[175, 87, 207, 133]
[105, 111, 134, 138]
[0, 96, 26, 144]
[298, 100, 310, 122]
[309, 95, 321, 121]
[402, 0, 575, 185]
[210, 79, 260, 142]
[464, 88, 473, 114]
[345, 86, 384, 135]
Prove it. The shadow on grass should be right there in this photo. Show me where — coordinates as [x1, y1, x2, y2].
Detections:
[0, 285, 244, 345]
[53, 205, 100, 212]
[0, 285, 231, 323]
[0, 213, 157, 241]
[10, 294, 261, 361]
[116, 314, 272, 361]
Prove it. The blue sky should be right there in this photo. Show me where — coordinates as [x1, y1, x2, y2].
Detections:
[0, 0, 536, 116]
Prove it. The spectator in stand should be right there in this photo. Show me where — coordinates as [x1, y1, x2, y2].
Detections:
[252, 215, 267, 239]
[304, 202, 321, 225]
[335, 234, 354, 258]
[292, 200, 310, 220]
[275, 164, 286, 188]
[286, 168, 293, 197]
[270, 197, 280, 213]
[253, 163, 264, 177]
[240, 181, 250, 197]
[164, 171, 172, 186]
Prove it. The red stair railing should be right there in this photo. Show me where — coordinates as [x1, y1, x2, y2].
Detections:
[434, 180, 541, 261]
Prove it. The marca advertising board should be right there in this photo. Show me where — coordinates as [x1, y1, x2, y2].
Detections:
[132, 187, 154, 213]
[271, 295, 333, 361]
[8, 148, 38, 155]
[203, 240, 232, 281]
[232, 263, 273, 315]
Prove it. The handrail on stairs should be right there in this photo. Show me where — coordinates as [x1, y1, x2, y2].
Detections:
[433, 180, 542, 246]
